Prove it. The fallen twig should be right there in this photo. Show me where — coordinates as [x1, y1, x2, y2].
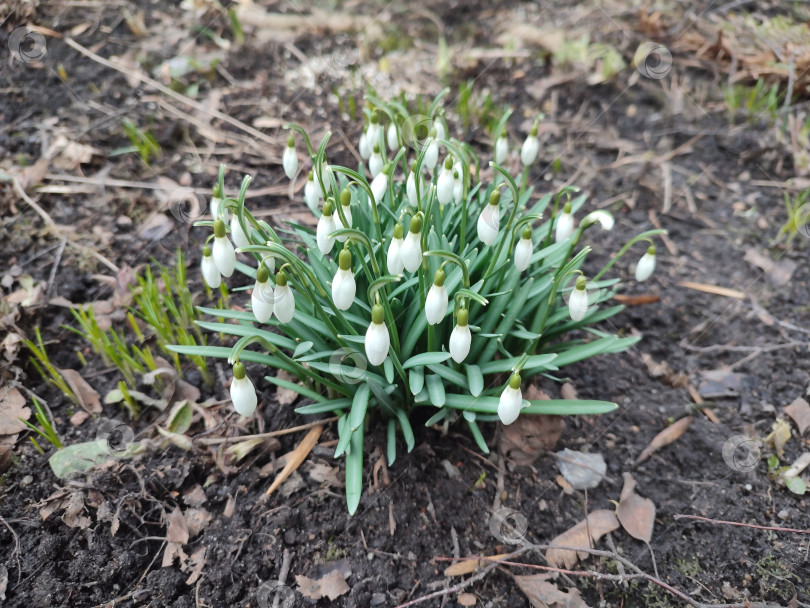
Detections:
[674, 514, 810, 535]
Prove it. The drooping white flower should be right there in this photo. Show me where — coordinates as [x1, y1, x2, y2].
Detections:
[335, 188, 352, 242]
[583, 210, 614, 231]
[555, 203, 575, 242]
[498, 373, 523, 425]
[212, 219, 236, 277]
[201, 246, 221, 289]
[369, 144, 385, 178]
[282, 135, 298, 180]
[274, 270, 295, 323]
[331, 249, 356, 311]
[425, 269, 449, 325]
[209, 195, 228, 222]
[406, 162, 420, 207]
[437, 156, 455, 205]
[230, 362, 257, 417]
[635, 246, 657, 282]
[449, 308, 472, 363]
[434, 118, 446, 141]
[387, 122, 399, 151]
[364, 303, 390, 366]
[424, 135, 439, 171]
[370, 165, 389, 203]
[387, 223, 404, 274]
[400, 216, 423, 273]
[477, 190, 500, 246]
[569, 276, 590, 322]
[316, 200, 336, 255]
[252, 266, 275, 323]
[304, 171, 319, 214]
[359, 129, 370, 160]
[495, 133, 508, 165]
[367, 114, 382, 150]
[453, 169, 463, 204]
[230, 214, 250, 249]
[514, 226, 533, 272]
[520, 123, 539, 166]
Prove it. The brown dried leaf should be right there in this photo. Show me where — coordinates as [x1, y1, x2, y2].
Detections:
[744, 248, 796, 287]
[162, 542, 188, 568]
[166, 506, 189, 545]
[59, 369, 101, 414]
[183, 485, 208, 507]
[309, 462, 343, 487]
[274, 369, 300, 406]
[640, 353, 688, 388]
[698, 369, 743, 399]
[295, 570, 350, 601]
[514, 573, 592, 607]
[444, 554, 508, 577]
[184, 508, 212, 538]
[616, 473, 656, 543]
[766, 418, 792, 459]
[184, 546, 207, 586]
[637, 416, 693, 463]
[265, 425, 323, 497]
[785, 397, 810, 435]
[560, 383, 578, 400]
[458, 592, 477, 606]
[546, 510, 620, 569]
[0, 388, 30, 434]
[61, 492, 91, 529]
[500, 414, 565, 466]
[14, 157, 50, 191]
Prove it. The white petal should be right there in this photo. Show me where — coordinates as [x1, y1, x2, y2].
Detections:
[425, 285, 448, 325]
[252, 281, 274, 323]
[569, 287, 590, 322]
[305, 181, 319, 214]
[282, 145, 298, 179]
[316, 215, 336, 255]
[201, 255, 221, 289]
[230, 215, 250, 249]
[498, 386, 522, 425]
[424, 140, 439, 171]
[213, 236, 236, 277]
[477, 204, 499, 246]
[387, 238, 404, 274]
[437, 168, 454, 205]
[210, 197, 228, 222]
[514, 238, 532, 272]
[332, 268, 356, 310]
[449, 324, 471, 363]
[406, 172, 418, 207]
[364, 322, 390, 366]
[335, 207, 352, 242]
[359, 131, 370, 159]
[555, 213, 574, 242]
[495, 137, 508, 165]
[520, 136, 539, 166]
[584, 210, 614, 231]
[387, 123, 398, 150]
[274, 285, 295, 323]
[230, 376, 257, 417]
[635, 252, 656, 282]
[453, 178, 463, 204]
[400, 232, 422, 273]
[369, 153, 383, 178]
[370, 172, 388, 203]
[434, 121, 446, 141]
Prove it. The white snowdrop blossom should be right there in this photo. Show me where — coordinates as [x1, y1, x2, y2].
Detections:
[569, 276, 590, 322]
[635, 246, 656, 282]
[425, 269, 449, 325]
[251, 265, 274, 323]
[273, 270, 295, 323]
[387, 223, 405, 274]
[367, 115, 382, 150]
[331, 249, 357, 311]
[335, 188, 352, 242]
[304, 171, 319, 214]
[406, 164, 419, 207]
[498, 373, 523, 425]
[514, 226, 533, 272]
[555, 203, 575, 242]
[437, 156, 455, 205]
[282, 135, 298, 180]
[520, 123, 539, 166]
[316, 200, 337, 255]
[370, 164, 389, 203]
[369, 145, 385, 178]
[495, 133, 508, 165]
[449, 308, 472, 363]
[230, 362, 258, 417]
[201, 246, 221, 289]
[434, 119, 446, 141]
[477, 190, 500, 246]
[583, 210, 614, 231]
[400, 216, 423, 273]
[212, 219, 236, 277]
[209, 194, 228, 222]
[387, 122, 399, 151]
[424, 135, 439, 171]
[359, 130, 370, 160]
[364, 303, 390, 366]
[230, 214, 250, 249]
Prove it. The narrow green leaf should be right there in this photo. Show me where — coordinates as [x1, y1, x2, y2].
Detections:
[394, 407, 415, 452]
[424, 409, 448, 426]
[349, 384, 371, 431]
[295, 398, 352, 414]
[293, 341, 314, 358]
[443, 394, 618, 415]
[346, 421, 364, 515]
[334, 414, 353, 458]
[264, 375, 325, 403]
[387, 418, 397, 466]
[479, 353, 558, 375]
[426, 374, 446, 407]
[403, 351, 452, 369]
[466, 364, 484, 397]
[466, 417, 490, 454]
[383, 357, 394, 384]
[409, 366, 425, 395]
[427, 363, 467, 389]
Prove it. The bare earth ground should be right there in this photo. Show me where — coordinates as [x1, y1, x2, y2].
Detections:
[1, 1, 810, 607]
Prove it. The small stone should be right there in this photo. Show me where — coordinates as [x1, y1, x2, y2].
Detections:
[283, 530, 296, 545]
[367, 552, 374, 561]
[21, 475, 33, 487]
[370, 592, 387, 606]
[777, 509, 789, 520]
[744, 484, 752, 492]
[116, 215, 133, 230]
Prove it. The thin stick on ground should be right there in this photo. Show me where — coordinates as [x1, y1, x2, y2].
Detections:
[674, 514, 810, 535]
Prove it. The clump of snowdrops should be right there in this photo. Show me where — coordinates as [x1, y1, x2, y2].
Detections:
[173, 90, 663, 513]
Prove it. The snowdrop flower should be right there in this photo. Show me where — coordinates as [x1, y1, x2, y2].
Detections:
[406, 161, 421, 207]
[400, 216, 423, 273]
[437, 156, 455, 205]
[434, 118, 446, 141]
[212, 219, 236, 277]
[453, 168, 463, 204]
[387, 223, 405, 274]
[498, 373, 523, 425]
[369, 145, 385, 178]
[555, 203, 575, 242]
[520, 123, 539, 166]
[201, 246, 220, 289]
[370, 164, 389, 203]
[514, 226, 533, 272]
[569, 275, 590, 322]
[304, 170, 319, 214]
[635, 246, 656, 282]
[495, 133, 508, 165]
[230, 362, 258, 417]
[477, 190, 500, 246]
[367, 113, 382, 150]
[424, 132, 439, 171]
[230, 214, 250, 249]
[364, 303, 390, 366]
[359, 129, 370, 160]
[251, 265, 274, 323]
[209, 184, 228, 221]
[335, 188, 352, 242]
[583, 210, 614, 231]
[282, 135, 298, 180]
[425, 269, 448, 325]
[274, 270, 295, 323]
[387, 122, 399, 151]
[449, 308, 472, 363]
[316, 199, 336, 255]
[331, 249, 356, 311]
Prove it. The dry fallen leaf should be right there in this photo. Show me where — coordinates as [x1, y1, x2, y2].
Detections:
[458, 592, 477, 606]
[698, 369, 743, 399]
[265, 425, 323, 496]
[641, 353, 688, 388]
[444, 554, 508, 577]
[166, 506, 189, 544]
[637, 416, 693, 463]
[499, 385, 563, 466]
[61, 492, 91, 529]
[560, 383, 578, 400]
[183, 485, 208, 507]
[766, 418, 792, 459]
[616, 473, 656, 543]
[295, 570, 350, 601]
[184, 508, 212, 538]
[0, 387, 31, 434]
[274, 369, 300, 406]
[555, 449, 607, 490]
[514, 573, 591, 608]
[184, 546, 207, 586]
[785, 397, 810, 435]
[59, 369, 102, 414]
[743, 248, 796, 287]
[546, 510, 620, 569]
